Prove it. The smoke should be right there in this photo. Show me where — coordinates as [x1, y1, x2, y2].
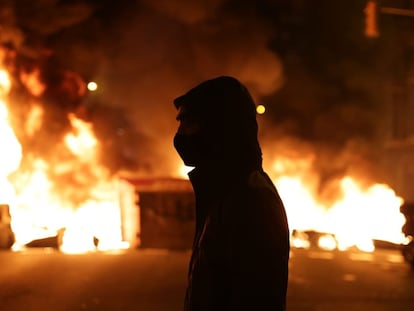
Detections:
[259, 0, 391, 197]
[1, 0, 391, 193]
[1, 0, 284, 178]
[53, 0, 284, 175]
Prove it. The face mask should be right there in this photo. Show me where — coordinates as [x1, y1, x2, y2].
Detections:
[173, 133, 203, 167]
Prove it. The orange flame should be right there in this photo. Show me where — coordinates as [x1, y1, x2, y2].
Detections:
[64, 113, 98, 159]
[20, 68, 46, 97]
[1, 56, 408, 254]
[174, 149, 406, 252]
[25, 105, 43, 137]
[0, 69, 22, 205]
[0, 66, 129, 253]
[271, 157, 405, 252]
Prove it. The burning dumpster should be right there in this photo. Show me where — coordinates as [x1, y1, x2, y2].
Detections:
[0, 204, 15, 249]
[122, 177, 195, 250]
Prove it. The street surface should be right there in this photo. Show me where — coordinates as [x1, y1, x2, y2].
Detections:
[0, 247, 413, 311]
[288, 248, 414, 311]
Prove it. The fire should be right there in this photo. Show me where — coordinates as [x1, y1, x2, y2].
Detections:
[0, 63, 128, 253]
[0, 69, 11, 94]
[0, 52, 407, 254]
[9, 114, 128, 253]
[178, 164, 193, 179]
[65, 113, 98, 159]
[173, 146, 406, 252]
[0, 102, 22, 175]
[0, 69, 22, 205]
[271, 158, 405, 252]
[25, 105, 43, 136]
[20, 68, 46, 97]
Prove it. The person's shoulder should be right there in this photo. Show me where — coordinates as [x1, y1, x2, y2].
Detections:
[245, 170, 285, 209]
[247, 170, 277, 194]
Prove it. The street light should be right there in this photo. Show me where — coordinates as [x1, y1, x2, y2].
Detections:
[87, 81, 98, 92]
[256, 104, 266, 115]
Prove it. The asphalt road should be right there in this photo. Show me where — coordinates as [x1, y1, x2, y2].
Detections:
[288, 248, 414, 311]
[0, 247, 413, 311]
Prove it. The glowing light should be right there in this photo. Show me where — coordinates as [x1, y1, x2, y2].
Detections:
[318, 234, 337, 251]
[256, 104, 266, 114]
[0, 56, 408, 255]
[275, 176, 326, 231]
[64, 114, 97, 159]
[0, 69, 22, 205]
[0, 61, 128, 253]
[272, 156, 405, 252]
[25, 105, 43, 136]
[291, 231, 310, 249]
[0, 103, 22, 170]
[178, 164, 193, 179]
[20, 69, 46, 97]
[0, 69, 11, 96]
[87, 81, 98, 91]
[364, 0, 379, 38]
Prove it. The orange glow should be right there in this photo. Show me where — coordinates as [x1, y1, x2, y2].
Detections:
[0, 101, 22, 176]
[271, 157, 405, 252]
[0, 69, 11, 95]
[172, 138, 405, 253]
[318, 234, 337, 251]
[256, 104, 266, 114]
[364, 1, 379, 38]
[178, 164, 192, 179]
[87, 81, 98, 91]
[0, 65, 128, 253]
[0, 56, 407, 255]
[0, 69, 22, 205]
[64, 113, 98, 159]
[25, 105, 44, 136]
[20, 68, 46, 97]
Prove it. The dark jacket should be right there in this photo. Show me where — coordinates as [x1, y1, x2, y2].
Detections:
[184, 165, 289, 311]
[177, 77, 290, 311]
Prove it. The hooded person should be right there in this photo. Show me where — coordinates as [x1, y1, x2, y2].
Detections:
[173, 76, 290, 311]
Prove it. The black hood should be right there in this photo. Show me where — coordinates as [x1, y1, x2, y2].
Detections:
[174, 76, 262, 172]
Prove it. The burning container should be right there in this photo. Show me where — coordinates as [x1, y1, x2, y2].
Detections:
[0, 204, 15, 249]
[120, 178, 195, 250]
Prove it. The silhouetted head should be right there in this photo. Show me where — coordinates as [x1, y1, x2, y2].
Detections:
[173, 76, 262, 171]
